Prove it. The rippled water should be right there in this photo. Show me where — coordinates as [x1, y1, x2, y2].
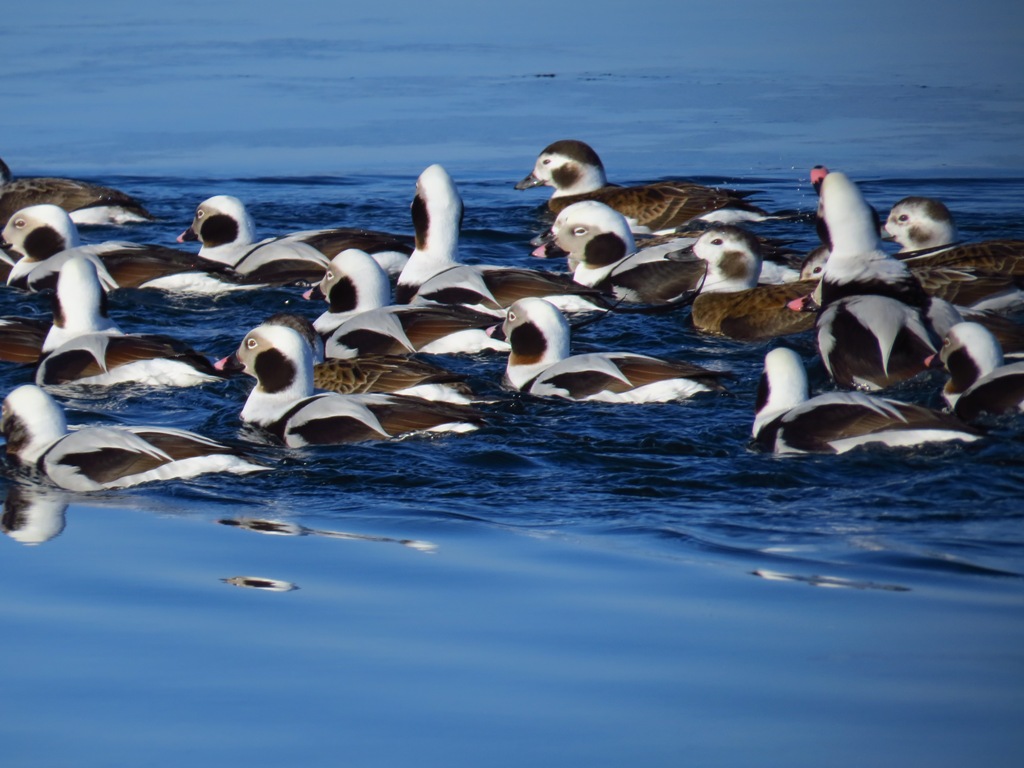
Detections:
[4, 4, 1024, 767]
[3, 167, 1023, 768]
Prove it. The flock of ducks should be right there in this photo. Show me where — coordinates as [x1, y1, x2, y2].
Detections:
[1, 139, 1022, 496]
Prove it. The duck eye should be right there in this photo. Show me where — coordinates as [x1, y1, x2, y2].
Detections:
[325, 271, 334, 281]
[196, 210, 205, 219]
[898, 214, 908, 222]
[542, 158, 551, 165]
[14, 218, 25, 229]
[711, 238, 723, 246]
[813, 266, 822, 275]
[246, 338, 258, 349]
[572, 227, 587, 237]
[507, 311, 517, 322]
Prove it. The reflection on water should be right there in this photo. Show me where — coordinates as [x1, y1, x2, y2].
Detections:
[1, 483, 68, 545]
[217, 516, 438, 552]
[221, 575, 299, 592]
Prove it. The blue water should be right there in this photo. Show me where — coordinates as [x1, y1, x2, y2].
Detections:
[3, 4, 1024, 767]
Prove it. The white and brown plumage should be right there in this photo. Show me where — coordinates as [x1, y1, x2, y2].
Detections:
[220, 323, 484, 447]
[261, 311, 476, 403]
[2, 203, 242, 294]
[752, 347, 982, 454]
[687, 225, 817, 341]
[33, 257, 223, 388]
[884, 196, 1024, 312]
[179, 194, 412, 277]
[1, 384, 266, 492]
[807, 172, 944, 390]
[534, 200, 705, 305]
[930, 322, 1024, 421]
[0, 157, 153, 229]
[514, 139, 766, 233]
[395, 164, 607, 313]
[501, 297, 729, 402]
[306, 248, 508, 358]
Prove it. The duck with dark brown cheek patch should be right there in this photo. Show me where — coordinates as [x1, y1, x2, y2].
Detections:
[884, 196, 1024, 313]
[501, 297, 729, 403]
[929, 322, 1024, 421]
[2, 203, 243, 295]
[515, 139, 767, 234]
[179, 194, 412, 284]
[752, 347, 982, 454]
[393, 164, 606, 314]
[0, 384, 267, 492]
[304, 248, 508, 358]
[684, 225, 818, 341]
[534, 200, 704, 305]
[218, 323, 485, 447]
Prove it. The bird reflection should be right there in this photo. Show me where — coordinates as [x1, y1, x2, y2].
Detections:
[217, 516, 437, 552]
[221, 575, 298, 592]
[2, 483, 68, 545]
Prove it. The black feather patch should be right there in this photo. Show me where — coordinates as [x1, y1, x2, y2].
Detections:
[944, 346, 981, 394]
[254, 348, 296, 393]
[411, 194, 429, 251]
[327, 275, 358, 313]
[199, 214, 239, 248]
[509, 322, 547, 359]
[23, 225, 66, 260]
[754, 370, 770, 415]
[583, 232, 628, 267]
[287, 414, 386, 445]
[1, 412, 34, 462]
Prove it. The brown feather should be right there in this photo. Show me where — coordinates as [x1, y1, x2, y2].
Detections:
[692, 280, 817, 341]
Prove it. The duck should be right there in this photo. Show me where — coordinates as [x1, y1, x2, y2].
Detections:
[394, 164, 605, 313]
[0, 157, 154, 229]
[1, 203, 244, 294]
[514, 139, 767, 233]
[305, 248, 509, 358]
[219, 323, 485, 446]
[33, 257, 224, 387]
[260, 311, 476, 403]
[752, 347, 982, 454]
[531, 200, 705, 305]
[929, 322, 1024, 420]
[501, 297, 729, 402]
[686, 225, 817, 341]
[799, 172, 944, 390]
[1, 384, 267, 492]
[178, 194, 411, 283]
[883, 196, 1024, 312]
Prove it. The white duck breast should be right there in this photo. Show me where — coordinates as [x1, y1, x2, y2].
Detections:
[227, 324, 484, 446]
[514, 139, 767, 233]
[752, 348, 981, 454]
[0, 158, 154, 229]
[2, 203, 244, 294]
[934, 322, 1024, 420]
[501, 297, 728, 402]
[34, 257, 222, 388]
[395, 164, 602, 312]
[815, 173, 931, 310]
[0, 385, 266, 492]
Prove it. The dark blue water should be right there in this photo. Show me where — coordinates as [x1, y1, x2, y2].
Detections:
[3, 169, 1023, 768]
[4, 3, 1024, 766]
